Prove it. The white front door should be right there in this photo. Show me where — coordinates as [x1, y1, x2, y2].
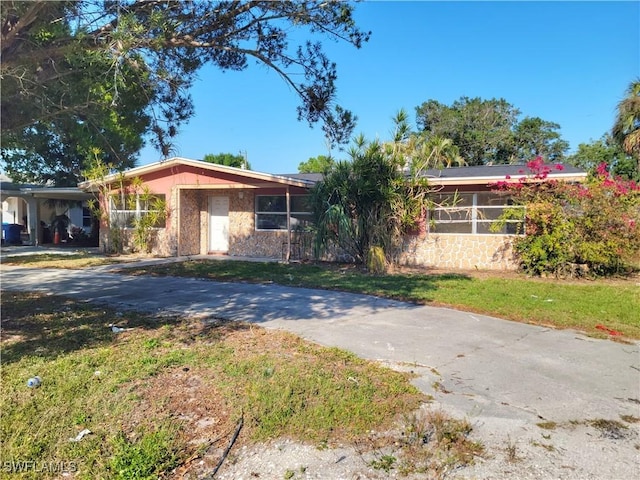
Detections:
[208, 196, 229, 252]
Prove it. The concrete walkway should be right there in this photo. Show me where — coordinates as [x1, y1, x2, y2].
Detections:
[2, 261, 639, 476]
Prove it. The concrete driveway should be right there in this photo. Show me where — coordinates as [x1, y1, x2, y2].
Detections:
[2, 263, 639, 477]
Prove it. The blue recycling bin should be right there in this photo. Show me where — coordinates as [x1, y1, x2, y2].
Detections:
[2, 223, 23, 245]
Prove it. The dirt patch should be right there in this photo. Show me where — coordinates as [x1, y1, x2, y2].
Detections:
[121, 366, 238, 478]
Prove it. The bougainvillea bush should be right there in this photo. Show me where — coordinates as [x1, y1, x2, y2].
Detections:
[492, 157, 640, 277]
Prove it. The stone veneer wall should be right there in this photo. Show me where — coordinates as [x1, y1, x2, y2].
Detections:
[98, 224, 171, 256]
[398, 234, 517, 270]
[173, 190, 289, 258]
[228, 190, 294, 258]
[178, 189, 201, 256]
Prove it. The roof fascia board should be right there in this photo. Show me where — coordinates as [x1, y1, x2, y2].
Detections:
[427, 172, 588, 186]
[79, 157, 314, 190]
[2, 186, 92, 199]
[172, 182, 302, 190]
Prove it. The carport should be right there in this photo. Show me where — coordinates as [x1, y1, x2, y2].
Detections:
[1, 180, 93, 246]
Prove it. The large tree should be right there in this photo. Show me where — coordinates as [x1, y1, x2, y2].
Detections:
[513, 117, 569, 162]
[415, 97, 520, 165]
[1, 52, 151, 185]
[612, 79, 640, 172]
[415, 97, 569, 165]
[1, 0, 369, 184]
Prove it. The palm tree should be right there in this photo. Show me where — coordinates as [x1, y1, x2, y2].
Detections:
[612, 79, 640, 170]
[423, 136, 466, 169]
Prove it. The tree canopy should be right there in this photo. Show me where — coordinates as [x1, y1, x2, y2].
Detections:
[1, 0, 369, 184]
[203, 152, 250, 169]
[567, 135, 638, 181]
[513, 117, 569, 162]
[298, 155, 335, 173]
[415, 97, 568, 165]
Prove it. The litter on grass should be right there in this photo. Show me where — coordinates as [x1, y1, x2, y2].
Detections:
[69, 429, 92, 442]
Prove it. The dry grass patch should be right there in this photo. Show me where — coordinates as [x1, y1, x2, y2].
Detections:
[1, 291, 436, 479]
[1, 252, 122, 269]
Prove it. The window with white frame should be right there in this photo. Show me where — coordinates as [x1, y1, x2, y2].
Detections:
[110, 193, 166, 228]
[429, 192, 524, 234]
[255, 195, 312, 231]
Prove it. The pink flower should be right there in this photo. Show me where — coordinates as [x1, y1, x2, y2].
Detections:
[527, 156, 545, 173]
[596, 162, 609, 177]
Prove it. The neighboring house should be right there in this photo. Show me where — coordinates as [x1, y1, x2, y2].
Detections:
[1, 178, 94, 245]
[79, 157, 587, 270]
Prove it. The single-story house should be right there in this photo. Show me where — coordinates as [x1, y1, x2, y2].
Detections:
[79, 157, 316, 260]
[79, 157, 587, 270]
[1, 176, 94, 245]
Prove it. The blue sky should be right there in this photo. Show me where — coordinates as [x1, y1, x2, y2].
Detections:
[138, 1, 639, 174]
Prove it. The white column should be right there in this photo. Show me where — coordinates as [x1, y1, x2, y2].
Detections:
[286, 186, 291, 263]
[26, 197, 39, 245]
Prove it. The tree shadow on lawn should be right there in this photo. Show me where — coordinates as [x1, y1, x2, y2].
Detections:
[0, 291, 248, 365]
[343, 271, 473, 303]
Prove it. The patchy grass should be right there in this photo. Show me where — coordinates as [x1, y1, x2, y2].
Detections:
[0, 292, 430, 479]
[122, 260, 640, 339]
[589, 419, 630, 440]
[504, 436, 521, 463]
[544, 418, 637, 443]
[621, 415, 640, 424]
[1, 253, 121, 269]
[389, 409, 484, 477]
[531, 441, 555, 452]
[536, 421, 558, 430]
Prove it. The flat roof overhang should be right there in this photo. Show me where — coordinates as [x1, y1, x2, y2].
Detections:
[2, 183, 92, 201]
[426, 172, 588, 186]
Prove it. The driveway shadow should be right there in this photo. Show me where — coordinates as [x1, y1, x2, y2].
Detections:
[0, 290, 250, 364]
[1, 266, 422, 325]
